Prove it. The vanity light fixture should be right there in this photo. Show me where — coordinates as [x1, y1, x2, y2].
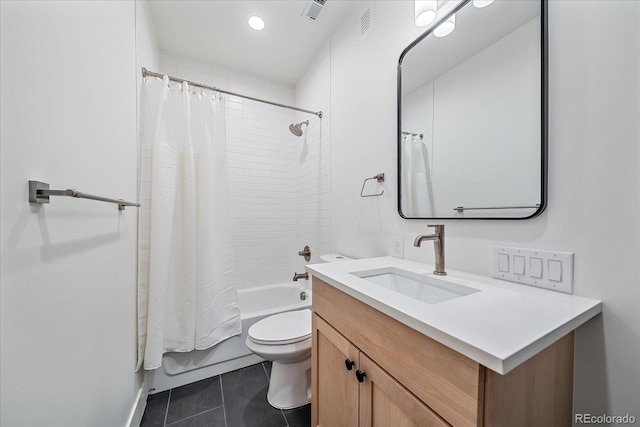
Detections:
[433, 13, 455, 37]
[248, 15, 265, 31]
[414, 0, 437, 27]
[473, 0, 495, 8]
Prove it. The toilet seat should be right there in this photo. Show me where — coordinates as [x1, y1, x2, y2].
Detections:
[248, 309, 311, 345]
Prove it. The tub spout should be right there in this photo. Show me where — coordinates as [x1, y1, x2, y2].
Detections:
[293, 272, 309, 281]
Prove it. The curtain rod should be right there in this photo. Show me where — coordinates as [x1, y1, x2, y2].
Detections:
[141, 68, 323, 118]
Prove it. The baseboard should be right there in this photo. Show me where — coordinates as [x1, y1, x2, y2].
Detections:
[126, 383, 149, 427]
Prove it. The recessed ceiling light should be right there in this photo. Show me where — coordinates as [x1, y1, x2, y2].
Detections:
[415, 1, 437, 27]
[433, 14, 455, 37]
[473, 0, 495, 8]
[248, 16, 265, 31]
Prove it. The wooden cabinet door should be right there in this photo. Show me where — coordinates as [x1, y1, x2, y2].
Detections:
[359, 354, 450, 427]
[312, 314, 360, 427]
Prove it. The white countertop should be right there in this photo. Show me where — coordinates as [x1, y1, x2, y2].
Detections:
[306, 256, 602, 374]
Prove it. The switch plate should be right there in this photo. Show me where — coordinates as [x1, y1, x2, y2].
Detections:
[392, 235, 404, 258]
[492, 246, 574, 294]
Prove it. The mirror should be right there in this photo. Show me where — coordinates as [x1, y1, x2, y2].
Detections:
[398, 0, 546, 219]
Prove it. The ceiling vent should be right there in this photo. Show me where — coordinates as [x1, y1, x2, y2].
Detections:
[302, 0, 327, 21]
[358, 2, 374, 44]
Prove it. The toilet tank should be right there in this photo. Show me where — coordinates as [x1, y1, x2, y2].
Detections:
[319, 254, 353, 263]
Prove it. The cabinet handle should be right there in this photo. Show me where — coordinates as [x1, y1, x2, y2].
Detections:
[345, 359, 355, 371]
[356, 370, 367, 383]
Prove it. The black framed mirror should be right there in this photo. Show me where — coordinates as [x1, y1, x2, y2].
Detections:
[398, 0, 547, 219]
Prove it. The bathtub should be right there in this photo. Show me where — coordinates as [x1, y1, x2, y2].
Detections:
[147, 282, 312, 394]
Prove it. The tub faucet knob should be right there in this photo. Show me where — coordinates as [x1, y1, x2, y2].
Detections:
[298, 245, 311, 261]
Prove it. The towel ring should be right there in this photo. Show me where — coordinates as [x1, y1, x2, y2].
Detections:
[360, 173, 385, 197]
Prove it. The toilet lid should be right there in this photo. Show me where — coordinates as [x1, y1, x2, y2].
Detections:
[248, 309, 312, 345]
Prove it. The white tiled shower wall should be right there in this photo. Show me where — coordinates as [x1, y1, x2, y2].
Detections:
[294, 43, 332, 271]
[159, 52, 330, 290]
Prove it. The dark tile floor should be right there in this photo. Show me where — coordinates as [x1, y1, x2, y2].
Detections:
[141, 362, 310, 427]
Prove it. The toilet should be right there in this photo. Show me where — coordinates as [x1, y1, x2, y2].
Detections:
[245, 253, 353, 409]
[246, 309, 312, 409]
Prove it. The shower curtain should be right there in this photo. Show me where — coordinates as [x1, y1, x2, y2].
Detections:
[136, 76, 241, 371]
[401, 134, 435, 217]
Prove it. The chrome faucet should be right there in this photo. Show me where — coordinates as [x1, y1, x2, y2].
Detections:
[293, 272, 309, 281]
[414, 224, 446, 276]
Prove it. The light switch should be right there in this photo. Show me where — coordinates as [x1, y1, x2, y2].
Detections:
[513, 255, 526, 275]
[548, 259, 563, 282]
[498, 253, 510, 272]
[530, 257, 543, 278]
[492, 246, 573, 294]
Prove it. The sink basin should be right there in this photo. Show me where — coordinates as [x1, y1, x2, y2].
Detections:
[350, 267, 480, 304]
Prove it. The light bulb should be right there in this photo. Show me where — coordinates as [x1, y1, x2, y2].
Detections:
[433, 13, 455, 37]
[415, 0, 437, 27]
[473, 0, 495, 8]
[248, 16, 265, 31]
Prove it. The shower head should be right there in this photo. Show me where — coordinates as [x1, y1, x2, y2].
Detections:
[289, 120, 309, 137]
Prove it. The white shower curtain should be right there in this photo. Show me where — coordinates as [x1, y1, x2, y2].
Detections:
[401, 134, 434, 217]
[136, 76, 241, 371]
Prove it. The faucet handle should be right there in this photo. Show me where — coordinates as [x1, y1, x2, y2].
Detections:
[428, 224, 445, 237]
[297, 245, 311, 261]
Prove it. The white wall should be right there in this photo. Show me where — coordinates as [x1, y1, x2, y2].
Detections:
[294, 42, 333, 268]
[0, 1, 141, 426]
[136, 0, 160, 113]
[330, 0, 639, 419]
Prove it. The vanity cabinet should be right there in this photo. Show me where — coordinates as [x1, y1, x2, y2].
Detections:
[314, 314, 359, 426]
[311, 278, 574, 427]
[314, 314, 447, 427]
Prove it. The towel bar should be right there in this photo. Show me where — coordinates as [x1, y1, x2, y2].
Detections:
[454, 204, 540, 213]
[29, 180, 140, 211]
